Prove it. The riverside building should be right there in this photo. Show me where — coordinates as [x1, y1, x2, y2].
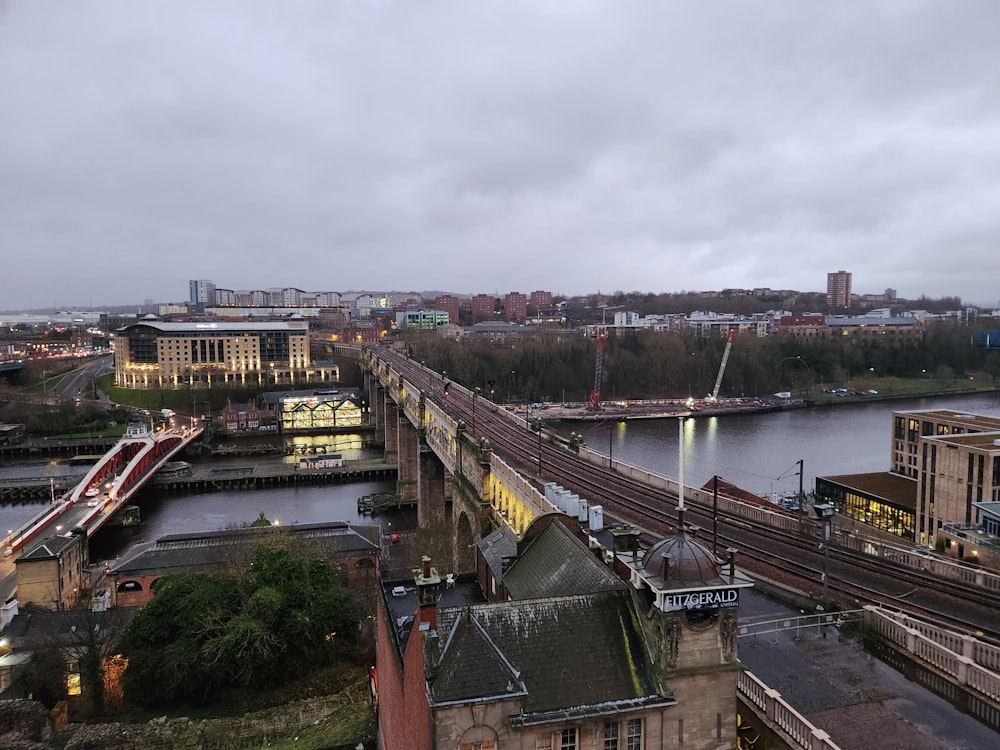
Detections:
[113, 319, 338, 390]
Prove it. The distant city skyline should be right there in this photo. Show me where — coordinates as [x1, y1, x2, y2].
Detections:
[3, 3, 999, 310]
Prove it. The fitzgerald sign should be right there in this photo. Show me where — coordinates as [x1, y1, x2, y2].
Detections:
[663, 587, 740, 612]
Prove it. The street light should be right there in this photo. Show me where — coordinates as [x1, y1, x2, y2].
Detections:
[814, 504, 834, 599]
[607, 419, 625, 469]
[778, 356, 813, 394]
[472, 387, 482, 437]
[678, 416, 687, 512]
[531, 417, 543, 474]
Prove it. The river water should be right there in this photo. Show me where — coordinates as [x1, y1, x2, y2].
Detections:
[568, 391, 1000, 500]
[3, 392, 999, 556]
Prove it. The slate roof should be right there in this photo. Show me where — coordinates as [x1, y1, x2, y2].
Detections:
[429, 592, 670, 720]
[2, 607, 139, 651]
[502, 520, 627, 599]
[428, 608, 525, 704]
[21, 534, 78, 560]
[112, 521, 380, 577]
[477, 525, 518, 582]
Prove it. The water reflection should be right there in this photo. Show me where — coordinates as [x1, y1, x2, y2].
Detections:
[559, 393, 1000, 500]
[280, 433, 376, 464]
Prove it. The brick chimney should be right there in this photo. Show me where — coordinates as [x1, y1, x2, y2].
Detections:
[413, 555, 441, 631]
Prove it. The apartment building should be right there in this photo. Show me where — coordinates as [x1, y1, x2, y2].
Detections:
[114, 320, 337, 390]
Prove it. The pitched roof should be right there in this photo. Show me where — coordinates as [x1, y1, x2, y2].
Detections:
[20, 534, 79, 560]
[112, 521, 380, 577]
[477, 525, 518, 581]
[430, 592, 669, 720]
[502, 520, 627, 599]
[428, 608, 525, 704]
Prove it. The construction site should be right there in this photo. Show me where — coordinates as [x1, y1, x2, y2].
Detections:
[524, 328, 803, 421]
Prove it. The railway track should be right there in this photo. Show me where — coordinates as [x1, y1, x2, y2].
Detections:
[380, 349, 1000, 642]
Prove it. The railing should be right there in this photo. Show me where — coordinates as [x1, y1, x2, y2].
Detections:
[841, 534, 1000, 593]
[738, 670, 841, 750]
[863, 606, 1000, 702]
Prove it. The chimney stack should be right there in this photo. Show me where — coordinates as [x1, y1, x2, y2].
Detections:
[413, 555, 441, 631]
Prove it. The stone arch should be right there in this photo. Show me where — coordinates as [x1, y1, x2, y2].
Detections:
[117, 580, 143, 593]
[458, 724, 498, 749]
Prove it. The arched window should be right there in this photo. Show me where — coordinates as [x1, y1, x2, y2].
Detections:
[117, 580, 143, 592]
[355, 558, 375, 569]
[458, 725, 497, 750]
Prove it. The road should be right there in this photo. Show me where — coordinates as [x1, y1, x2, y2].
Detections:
[54, 353, 115, 405]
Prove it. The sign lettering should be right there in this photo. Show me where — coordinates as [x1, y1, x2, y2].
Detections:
[662, 588, 740, 611]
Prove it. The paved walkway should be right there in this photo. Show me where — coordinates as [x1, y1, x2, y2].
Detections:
[739, 590, 1000, 750]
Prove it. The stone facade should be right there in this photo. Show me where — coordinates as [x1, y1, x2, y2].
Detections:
[14, 532, 90, 611]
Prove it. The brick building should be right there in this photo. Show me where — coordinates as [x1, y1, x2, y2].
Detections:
[826, 270, 852, 309]
[217, 399, 266, 433]
[375, 513, 753, 749]
[503, 292, 527, 324]
[471, 294, 496, 323]
[107, 522, 380, 608]
[434, 295, 461, 325]
[14, 532, 90, 611]
[528, 290, 552, 315]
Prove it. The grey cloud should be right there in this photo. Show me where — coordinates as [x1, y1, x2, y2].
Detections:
[1, 0, 999, 308]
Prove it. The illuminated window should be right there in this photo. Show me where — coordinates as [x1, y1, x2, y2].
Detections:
[66, 660, 81, 696]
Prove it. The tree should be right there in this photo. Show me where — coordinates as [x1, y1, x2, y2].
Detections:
[119, 546, 357, 707]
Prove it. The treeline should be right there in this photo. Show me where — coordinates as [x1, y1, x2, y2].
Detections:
[401, 323, 1000, 403]
[560, 291, 968, 323]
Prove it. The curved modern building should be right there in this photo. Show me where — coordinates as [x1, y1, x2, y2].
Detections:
[113, 319, 338, 390]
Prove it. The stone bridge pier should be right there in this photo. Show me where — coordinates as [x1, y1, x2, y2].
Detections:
[366, 351, 549, 577]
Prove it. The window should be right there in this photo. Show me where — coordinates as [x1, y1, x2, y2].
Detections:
[626, 719, 642, 750]
[66, 659, 81, 695]
[604, 722, 619, 750]
[460, 742, 495, 750]
[560, 728, 577, 750]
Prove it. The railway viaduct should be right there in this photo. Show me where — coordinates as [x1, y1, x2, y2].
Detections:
[357, 343, 1000, 748]
[363, 346, 549, 577]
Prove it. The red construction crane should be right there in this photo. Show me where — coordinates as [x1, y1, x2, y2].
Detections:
[588, 332, 606, 410]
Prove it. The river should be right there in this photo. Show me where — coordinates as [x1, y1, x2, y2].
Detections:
[3, 392, 999, 556]
[564, 392, 1000, 501]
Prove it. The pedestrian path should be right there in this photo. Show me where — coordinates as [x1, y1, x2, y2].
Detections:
[739, 591, 1000, 750]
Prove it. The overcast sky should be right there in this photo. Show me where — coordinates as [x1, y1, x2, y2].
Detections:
[2, 1, 998, 311]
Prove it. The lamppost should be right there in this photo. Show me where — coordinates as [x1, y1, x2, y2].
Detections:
[678, 415, 687, 513]
[531, 417, 543, 474]
[778, 356, 814, 394]
[814, 504, 834, 599]
[609, 421, 614, 468]
[607, 419, 625, 469]
[472, 387, 482, 437]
